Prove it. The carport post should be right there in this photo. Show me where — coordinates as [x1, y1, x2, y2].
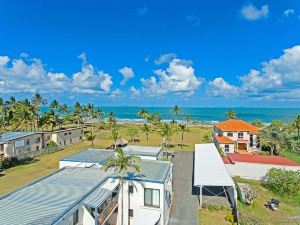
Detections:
[199, 185, 203, 208]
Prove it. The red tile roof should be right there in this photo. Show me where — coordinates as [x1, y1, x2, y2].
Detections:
[227, 153, 300, 166]
[215, 135, 235, 144]
[215, 119, 259, 134]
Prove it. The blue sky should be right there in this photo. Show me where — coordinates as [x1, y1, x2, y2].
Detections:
[0, 0, 300, 107]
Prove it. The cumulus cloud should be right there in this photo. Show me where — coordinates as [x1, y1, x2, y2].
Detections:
[0, 53, 113, 95]
[118, 66, 134, 85]
[239, 45, 300, 98]
[109, 89, 122, 98]
[240, 3, 269, 21]
[141, 58, 203, 97]
[283, 9, 295, 17]
[208, 77, 239, 97]
[154, 53, 177, 65]
[130, 86, 140, 98]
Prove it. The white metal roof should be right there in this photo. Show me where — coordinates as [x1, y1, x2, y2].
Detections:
[132, 208, 161, 225]
[122, 145, 162, 157]
[194, 143, 234, 187]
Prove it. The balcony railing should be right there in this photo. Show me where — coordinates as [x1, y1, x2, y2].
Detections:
[98, 194, 119, 225]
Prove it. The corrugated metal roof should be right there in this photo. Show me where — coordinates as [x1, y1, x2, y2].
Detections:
[0, 132, 36, 142]
[116, 160, 171, 183]
[61, 149, 114, 164]
[0, 167, 110, 225]
[84, 180, 119, 207]
[122, 145, 163, 157]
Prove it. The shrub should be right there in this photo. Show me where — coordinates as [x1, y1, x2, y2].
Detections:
[9, 157, 19, 167]
[1, 158, 11, 169]
[264, 168, 300, 196]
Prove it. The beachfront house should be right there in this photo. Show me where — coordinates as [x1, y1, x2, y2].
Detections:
[0, 132, 44, 160]
[59, 148, 173, 225]
[213, 119, 260, 154]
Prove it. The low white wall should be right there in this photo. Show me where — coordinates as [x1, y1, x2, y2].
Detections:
[225, 162, 300, 180]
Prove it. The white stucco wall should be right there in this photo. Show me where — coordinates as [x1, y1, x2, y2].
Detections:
[225, 162, 300, 180]
[219, 143, 235, 153]
[59, 160, 99, 169]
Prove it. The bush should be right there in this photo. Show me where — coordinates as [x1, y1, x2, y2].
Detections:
[9, 157, 19, 167]
[264, 168, 300, 196]
[1, 158, 11, 169]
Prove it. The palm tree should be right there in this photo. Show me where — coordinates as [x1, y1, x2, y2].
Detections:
[147, 112, 161, 127]
[225, 109, 237, 120]
[137, 108, 149, 119]
[102, 148, 140, 225]
[140, 124, 151, 141]
[111, 129, 119, 150]
[31, 93, 47, 130]
[293, 115, 300, 139]
[184, 116, 192, 125]
[11, 99, 35, 131]
[40, 109, 58, 131]
[178, 124, 190, 149]
[127, 127, 138, 142]
[171, 105, 182, 121]
[50, 100, 59, 111]
[108, 112, 116, 132]
[251, 119, 264, 128]
[158, 123, 174, 148]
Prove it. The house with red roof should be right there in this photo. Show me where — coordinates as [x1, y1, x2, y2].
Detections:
[213, 119, 260, 154]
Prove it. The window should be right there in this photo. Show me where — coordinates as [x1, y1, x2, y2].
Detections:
[72, 210, 79, 225]
[224, 144, 230, 152]
[227, 132, 233, 137]
[250, 135, 253, 147]
[144, 188, 160, 208]
[238, 132, 243, 139]
[64, 140, 66, 145]
[35, 137, 41, 143]
[81, 130, 83, 134]
[69, 132, 71, 135]
[129, 185, 134, 193]
[36, 146, 40, 151]
[26, 139, 30, 145]
[79, 136, 82, 140]
[129, 209, 134, 217]
[64, 133, 67, 136]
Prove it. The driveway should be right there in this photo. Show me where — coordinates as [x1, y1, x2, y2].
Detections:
[168, 151, 199, 225]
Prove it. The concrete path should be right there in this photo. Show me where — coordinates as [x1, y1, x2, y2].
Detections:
[168, 151, 199, 225]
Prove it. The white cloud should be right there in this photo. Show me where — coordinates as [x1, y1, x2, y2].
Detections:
[118, 66, 134, 85]
[0, 53, 113, 95]
[154, 53, 177, 65]
[239, 45, 300, 100]
[283, 9, 295, 17]
[109, 89, 122, 98]
[141, 58, 203, 97]
[208, 77, 239, 97]
[240, 4, 269, 21]
[130, 86, 140, 98]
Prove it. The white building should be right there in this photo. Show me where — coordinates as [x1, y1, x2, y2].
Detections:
[48, 127, 84, 149]
[213, 119, 260, 154]
[122, 145, 164, 161]
[0, 132, 44, 159]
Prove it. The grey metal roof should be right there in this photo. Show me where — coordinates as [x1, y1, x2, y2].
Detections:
[122, 145, 163, 157]
[0, 132, 36, 142]
[116, 160, 171, 183]
[61, 149, 115, 164]
[0, 167, 110, 225]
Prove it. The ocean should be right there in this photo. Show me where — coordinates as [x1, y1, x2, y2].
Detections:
[100, 107, 300, 124]
[41, 106, 300, 124]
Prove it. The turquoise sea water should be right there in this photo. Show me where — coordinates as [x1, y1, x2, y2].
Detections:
[41, 107, 300, 123]
[100, 107, 300, 123]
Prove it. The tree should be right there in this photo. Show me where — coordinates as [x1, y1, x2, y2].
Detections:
[127, 127, 138, 142]
[251, 120, 264, 128]
[102, 148, 140, 225]
[40, 109, 58, 131]
[140, 124, 151, 141]
[108, 112, 117, 132]
[178, 124, 190, 149]
[184, 116, 192, 125]
[147, 112, 161, 127]
[46, 140, 58, 153]
[293, 115, 300, 139]
[171, 105, 182, 120]
[85, 132, 96, 146]
[31, 93, 47, 130]
[11, 99, 35, 131]
[260, 125, 290, 155]
[158, 123, 174, 148]
[137, 108, 149, 119]
[111, 129, 119, 150]
[225, 109, 237, 119]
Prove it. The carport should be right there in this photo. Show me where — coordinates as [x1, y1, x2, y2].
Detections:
[194, 143, 238, 221]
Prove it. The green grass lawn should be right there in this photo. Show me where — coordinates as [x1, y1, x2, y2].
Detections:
[199, 178, 300, 225]
[281, 150, 300, 164]
[0, 123, 212, 195]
